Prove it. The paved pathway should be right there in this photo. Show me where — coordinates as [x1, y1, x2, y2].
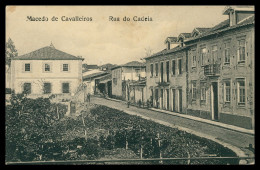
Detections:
[91, 96, 255, 158]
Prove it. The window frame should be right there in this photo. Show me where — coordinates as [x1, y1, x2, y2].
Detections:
[23, 82, 32, 94]
[223, 41, 231, 65]
[191, 50, 197, 68]
[237, 38, 246, 64]
[171, 59, 176, 76]
[178, 58, 182, 75]
[191, 81, 197, 100]
[150, 63, 154, 77]
[200, 47, 207, 67]
[200, 82, 206, 102]
[166, 60, 170, 82]
[211, 45, 218, 64]
[62, 63, 69, 72]
[113, 78, 117, 85]
[237, 78, 246, 105]
[43, 82, 52, 94]
[224, 80, 231, 103]
[155, 63, 159, 77]
[62, 82, 70, 94]
[24, 63, 31, 72]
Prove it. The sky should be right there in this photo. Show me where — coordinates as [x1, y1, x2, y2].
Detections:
[6, 6, 228, 65]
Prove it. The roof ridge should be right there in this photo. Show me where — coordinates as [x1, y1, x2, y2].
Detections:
[13, 45, 83, 60]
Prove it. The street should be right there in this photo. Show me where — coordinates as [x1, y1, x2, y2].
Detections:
[91, 96, 255, 158]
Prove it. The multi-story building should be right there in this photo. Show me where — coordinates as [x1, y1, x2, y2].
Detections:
[11, 44, 84, 96]
[185, 6, 255, 129]
[145, 37, 188, 112]
[145, 6, 255, 130]
[111, 61, 146, 101]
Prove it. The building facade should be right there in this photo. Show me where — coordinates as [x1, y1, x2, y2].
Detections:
[111, 61, 146, 100]
[145, 39, 188, 113]
[11, 45, 84, 96]
[82, 70, 110, 95]
[145, 6, 255, 130]
[185, 6, 255, 129]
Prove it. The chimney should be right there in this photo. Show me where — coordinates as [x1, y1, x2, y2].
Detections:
[50, 42, 55, 48]
[223, 6, 254, 26]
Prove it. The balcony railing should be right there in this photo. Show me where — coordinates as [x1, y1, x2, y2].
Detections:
[204, 64, 220, 76]
[156, 81, 170, 87]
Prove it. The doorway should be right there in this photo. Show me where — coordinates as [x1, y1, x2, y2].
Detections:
[179, 89, 182, 113]
[160, 89, 164, 109]
[166, 89, 169, 110]
[172, 89, 176, 112]
[211, 82, 219, 120]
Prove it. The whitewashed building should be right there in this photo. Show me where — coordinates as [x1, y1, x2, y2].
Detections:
[10, 44, 84, 96]
[111, 61, 146, 101]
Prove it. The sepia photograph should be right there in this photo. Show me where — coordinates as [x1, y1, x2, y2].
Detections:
[5, 5, 255, 165]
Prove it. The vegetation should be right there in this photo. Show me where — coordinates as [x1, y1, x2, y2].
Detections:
[6, 93, 238, 164]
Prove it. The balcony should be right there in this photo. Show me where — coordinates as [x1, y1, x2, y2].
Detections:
[156, 81, 170, 87]
[204, 64, 220, 77]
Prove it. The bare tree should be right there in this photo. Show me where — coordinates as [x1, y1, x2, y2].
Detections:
[140, 47, 153, 62]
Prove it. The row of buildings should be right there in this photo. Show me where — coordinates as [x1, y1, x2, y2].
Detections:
[112, 6, 255, 130]
[6, 6, 254, 130]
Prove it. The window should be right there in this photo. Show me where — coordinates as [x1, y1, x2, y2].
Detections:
[25, 63, 31, 72]
[201, 47, 206, 66]
[43, 83, 51, 94]
[224, 81, 231, 102]
[237, 79, 245, 105]
[135, 68, 141, 77]
[160, 62, 164, 82]
[192, 53, 196, 68]
[63, 64, 69, 71]
[23, 83, 31, 94]
[178, 59, 182, 74]
[155, 89, 159, 107]
[237, 39, 245, 63]
[62, 83, 70, 93]
[155, 63, 158, 76]
[192, 81, 197, 100]
[113, 78, 117, 85]
[150, 64, 154, 77]
[224, 42, 231, 64]
[200, 82, 206, 101]
[172, 60, 176, 75]
[45, 64, 50, 72]
[150, 88, 153, 100]
[212, 45, 218, 64]
[166, 61, 169, 82]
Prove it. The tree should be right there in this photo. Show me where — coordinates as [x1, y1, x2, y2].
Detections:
[144, 47, 153, 58]
[6, 38, 18, 68]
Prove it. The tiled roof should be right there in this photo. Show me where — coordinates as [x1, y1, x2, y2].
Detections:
[83, 64, 99, 70]
[123, 61, 145, 67]
[208, 19, 230, 32]
[179, 33, 192, 39]
[112, 61, 145, 70]
[13, 46, 84, 60]
[144, 45, 188, 60]
[195, 28, 211, 34]
[185, 15, 254, 43]
[145, 11, 254, 61]
[83, 71, 108, 80]
[237, 14, 255, 25]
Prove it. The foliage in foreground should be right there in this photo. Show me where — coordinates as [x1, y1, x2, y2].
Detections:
[6, 94, 238, 164]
